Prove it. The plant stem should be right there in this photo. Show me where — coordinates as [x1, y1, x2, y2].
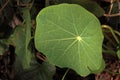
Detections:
[21, 7, 32, 68]
[103, 32, 116, 46]
[61, 69, 69, 80]
[102, 25, 119, 44]
[23, 8, 31, 43]
[114, 30, 120, 36]
[102, 49, 116, 54]
[103, 44, 116, 54]
[104, 69, 120, 75]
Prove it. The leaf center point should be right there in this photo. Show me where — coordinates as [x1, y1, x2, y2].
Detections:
[76, 36, 82, 41]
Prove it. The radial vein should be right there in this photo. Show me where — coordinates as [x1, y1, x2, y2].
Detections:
[39, 37, 76, 42]
[46, 19, 76, 36]
[59, 40, 77, 60]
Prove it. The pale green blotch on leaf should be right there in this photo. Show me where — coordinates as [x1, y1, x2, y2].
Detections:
[35, 4, 104, 76]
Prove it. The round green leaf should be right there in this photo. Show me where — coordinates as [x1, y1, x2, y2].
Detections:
[35, 4, 104, 76]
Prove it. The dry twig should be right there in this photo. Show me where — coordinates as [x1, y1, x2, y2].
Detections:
[104, 13, 120, 17]
[0, 0, 10, 15]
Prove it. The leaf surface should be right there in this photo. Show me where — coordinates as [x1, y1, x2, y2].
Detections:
[15, 61, 55, 80]
[51, 0, 105, 17]
[10, 26, 31, 68]
[35, 4, 104, 76]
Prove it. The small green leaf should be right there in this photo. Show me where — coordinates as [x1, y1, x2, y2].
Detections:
[15, 61, 55, 80]
[35, 4, 104, 76]
[9, 26, 31, 68]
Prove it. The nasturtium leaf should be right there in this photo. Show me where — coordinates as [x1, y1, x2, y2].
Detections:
[35, 4, 104, 76]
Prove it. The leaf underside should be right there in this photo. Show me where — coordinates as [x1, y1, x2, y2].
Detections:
[35, 4, 104, 76]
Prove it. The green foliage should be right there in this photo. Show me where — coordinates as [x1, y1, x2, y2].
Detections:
[9, 26, 32, 68]
[51, 0, 105, 17]
[75, 0, 105, 17]
[0, 40, 8, 55]
[102, 25, 120, 58]
[15, 61, 55, 80]
[8, 8, 32, 69]
[35, 4, 104, 76]
[0, 0, 119, 79]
